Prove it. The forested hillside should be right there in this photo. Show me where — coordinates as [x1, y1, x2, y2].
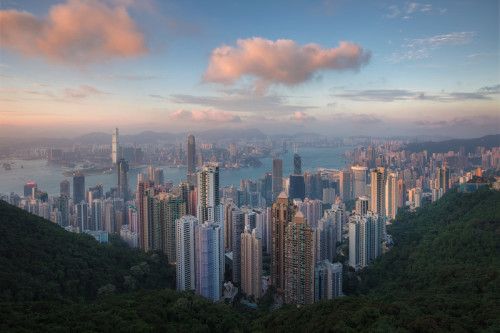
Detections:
[1, 188, 499, 331]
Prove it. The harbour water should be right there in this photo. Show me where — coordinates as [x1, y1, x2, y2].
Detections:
[0, 147, 351, 197]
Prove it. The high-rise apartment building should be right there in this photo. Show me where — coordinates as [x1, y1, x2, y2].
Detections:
[314, 260, 342, 302]
[351, 166, 368, 199]
[284, 211, 314, 305]
[91, 199, 102, 231]
[272, 159, 283, 201]
[271, 192, 296, 294]
[241, 226, 262, 299]
[370, 167, 386, 218]
[197, 165, 221, 224]
[195, 222, 223, 302]
[176, 215, 198, 292]
[231, 209, 245, 284]
[397, 179, 405, 207]
[349, 212, 384, 269]
[187, 134, 196, 185]
[385, 172, 398, 220]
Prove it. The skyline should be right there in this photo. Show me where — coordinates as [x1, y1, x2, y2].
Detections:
[0, 0, 498, 139]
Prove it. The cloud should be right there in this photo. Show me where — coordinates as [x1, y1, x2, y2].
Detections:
[332, 86, 498, 102]
[412, 116, 497, 129]
[386, 2, 438, 19]
[290, 111, 316, 121]
[203, 37, 371, 90]
[389, 31, 475, 62]
[333, 112, 382, 124]
[169, 109, 241, 123]
[64, 85, 110, 98]
[164, 90, 316, 114]
[0, 0, 148, 65]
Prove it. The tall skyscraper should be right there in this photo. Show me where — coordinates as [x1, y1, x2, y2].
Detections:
[272, 158, 283, 201]
[117, 158, 129, 201]
[187, 134, 196, 184]
[284, 211, 314, 305]
[241, 226, 262, 299]
[339, 169, 351, 201]
[197, 165, 221, 224]
[76, 201, 89, 231]
[112, 128, 119, 164]
[91, 199, 103, 231]
[73, 171, 85, 204]
[351, 166, 368, 199]
[289, 174, 305, 201]
[293, 146, 301, 175]
[159, 193, 186, 264]
[137, 180, 153, 249]
[60, 179, 70, 197]
[438, 165, 450, 192]
[195, 222, 223, 302]
[356, 195, 370, 216]
[176, 215, 198, 292]
[397, 179, 405, 208]
[385, 172, 398, 220]
[370, 167, 386, 218]
[24, 182, 37, 198]
[271, 192, 296, 294]
[231, 209, 245, 283]
[349, 212, 384, 269]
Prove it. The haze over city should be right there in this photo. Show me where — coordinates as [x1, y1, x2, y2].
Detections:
[1, 0, 498, 139]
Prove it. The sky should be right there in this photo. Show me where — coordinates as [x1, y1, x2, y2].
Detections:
[0, 0, 498, 139]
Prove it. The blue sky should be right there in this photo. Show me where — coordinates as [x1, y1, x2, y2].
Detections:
[0, 0, 498, 138]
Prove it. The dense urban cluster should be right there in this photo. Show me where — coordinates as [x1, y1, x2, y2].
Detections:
[1, 129, 499, 308]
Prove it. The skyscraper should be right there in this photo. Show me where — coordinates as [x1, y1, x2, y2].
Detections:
[385, 172, 398, 220]
[284, 211, 314, 305]
[231, 209, 245, 283]
[117, 158, 129, 201]
[112, 128, 119, 164]
[195, 222, 223, 302]
[73, 171, 85, 204]
[272, 158, 283, 201]
[289, 174, 305, 201]
[349, 212, 384, 269]
[76, 201, 89, 231]
[241, 226, 262, 299]
[351, 166, 368, 199]
[293, 146, 301, 175]
[176, 215, 198, 292]
[438, 165, 450, 192]
[197, 165, 221, 224]
[91, 199, 103, 231]
[60, 179, 70, 197]
[339, 169, 351, 201]
[271, 192, 296, 294]
[314, 260, 342, 302]
[397, 179, 405, 207]
[370, 167, 386, 218]
[24, 182, 37, 198]
[187, 134, 196, 184]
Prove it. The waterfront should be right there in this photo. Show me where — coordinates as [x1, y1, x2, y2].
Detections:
[0, 147, 351, 197]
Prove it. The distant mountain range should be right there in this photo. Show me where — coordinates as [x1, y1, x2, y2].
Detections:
[405, 134, 500, 154]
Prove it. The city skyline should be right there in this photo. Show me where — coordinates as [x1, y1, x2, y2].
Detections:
[0, 0, 498, 139]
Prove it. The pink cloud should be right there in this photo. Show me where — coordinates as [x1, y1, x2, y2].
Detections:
[203, 37, 371, 89]
[0, 0, 148, 64]
[169, 109, 241, 122]
[290, 111, 315, 121]
[64, 85, 110, 98]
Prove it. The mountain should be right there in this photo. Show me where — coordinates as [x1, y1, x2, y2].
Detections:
[405, 134, 500, 154]
[1, 187, 499, 331]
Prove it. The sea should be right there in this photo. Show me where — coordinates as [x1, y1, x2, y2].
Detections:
[0, 147, 352, 197]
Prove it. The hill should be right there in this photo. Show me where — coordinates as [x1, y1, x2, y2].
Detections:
[1, 187, 499, 331]
[405, 134, 500, 154]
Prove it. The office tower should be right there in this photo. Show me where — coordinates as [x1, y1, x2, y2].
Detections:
[339, 170, 351, 201]
[77, 201, 89, 231]
[397, 179, 405, 207]
[60, 179, 70, 197]
[370, 167, 386, 218]
[73, 172, 85, 204]
[284, 211, 314, 305]
[272, 158, 283, 200]
[159, 193, 186, 264]
[241, 226, 262, 299]
[385, 172, 398, 220]
[122, 147, 135, 166]
[366, 145, 375, 168]
[195, 222, 223, 302]
[91, 199, 103, 231]
[289, 175, 305, 201]
[293, 147, 301, 175]
[147, 165, 155, 183]
[112, 128, 119, 164]
[271, 192, 296, 294]
[231, 209, 245, 283]
[176, 215, 198, 292]
[197, 165, 221, 224]
[153, 168, 164, 187]
[187, 134, 196, 185]
[356, 195, 370, 216]
[438, 165, 450, 192]
[260, 172, 273, 204]
[24, 182, 37, 198]
[351, 166, 368, 199]
[349, 212, 384, 269]
[314, 260, 342, 302]
[303, 171, 312, 198]
[117, 158, 129, 202]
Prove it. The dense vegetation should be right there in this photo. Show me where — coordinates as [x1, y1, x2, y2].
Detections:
[1, 187, 499, 331]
